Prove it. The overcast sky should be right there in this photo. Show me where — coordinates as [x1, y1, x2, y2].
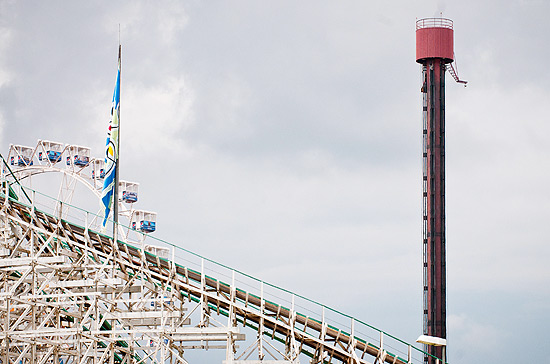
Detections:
[1, 1, 549, 363]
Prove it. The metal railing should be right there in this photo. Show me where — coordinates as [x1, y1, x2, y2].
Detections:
[416, 18, 453, 30]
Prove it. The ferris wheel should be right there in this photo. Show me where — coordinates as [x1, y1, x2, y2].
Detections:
[2, 139, 156, 241]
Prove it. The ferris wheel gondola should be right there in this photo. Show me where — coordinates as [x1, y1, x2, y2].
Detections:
[3, 139, 156, 242]
[37, 140, 64, 164]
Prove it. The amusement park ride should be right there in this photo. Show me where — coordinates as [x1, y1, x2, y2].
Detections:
[5, 140, 155, 240]
[0, 140, 430, 364]
[416, 17, 465, 364]
[0, 17, 462, 364]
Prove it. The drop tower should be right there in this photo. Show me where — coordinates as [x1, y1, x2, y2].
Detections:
[416, 17, 465, 364]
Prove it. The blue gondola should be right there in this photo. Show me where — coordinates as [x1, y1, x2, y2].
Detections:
[140, 221, 156, 233]
[47, 151, 62, 163]
[40, 151, 61, 163]
[74, 155, 89, 167]
[119, 181, 139, 204]
[10, 157, 14, 165]
[17, 156, 32, 166]
[37, 141, 64, 164]
[122, 191, 138, 203]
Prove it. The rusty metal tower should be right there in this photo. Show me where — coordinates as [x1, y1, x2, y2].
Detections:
[416, 17, 466, 364]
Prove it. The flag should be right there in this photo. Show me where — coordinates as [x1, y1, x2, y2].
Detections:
[101, 50, 120, 227]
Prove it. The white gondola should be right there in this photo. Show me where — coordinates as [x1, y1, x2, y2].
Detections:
[6, 141, 157, 239]
[144, 244, 169, 259]
[37, 140, 64, 164]
[119, 180, 139, 203]
[9, 145, 34, 167]
[91, 159, 105, 180]
[131, 210, 156, 233]
[66, 145, 90, 167]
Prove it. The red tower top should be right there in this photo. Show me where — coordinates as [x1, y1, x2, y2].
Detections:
[416, 18, 454, 64]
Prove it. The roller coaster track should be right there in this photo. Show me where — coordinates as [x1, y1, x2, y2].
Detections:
[0, 178, 442, 364]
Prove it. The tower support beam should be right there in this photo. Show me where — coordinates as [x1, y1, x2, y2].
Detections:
[422, 59, 446, 363]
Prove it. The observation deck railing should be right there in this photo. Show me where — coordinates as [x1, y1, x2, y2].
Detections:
[416, 18, 453, 30]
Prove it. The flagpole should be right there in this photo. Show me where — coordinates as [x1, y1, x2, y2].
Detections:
[113, 44, 121, 243]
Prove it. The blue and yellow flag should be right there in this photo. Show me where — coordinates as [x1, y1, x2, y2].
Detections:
[101, 51, 120, 227]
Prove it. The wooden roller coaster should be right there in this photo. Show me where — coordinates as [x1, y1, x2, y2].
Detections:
[0, 172, 441, 364]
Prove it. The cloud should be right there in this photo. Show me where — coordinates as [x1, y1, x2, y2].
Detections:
[448, 313, 508, 360]
[123, 75, 194, 156]
[0, 26, 12, 144]
[446, 82, 550, 294]
[102, 1, 188, 45]
[0, 26, 12, 86]
[187, 72, 256, 148]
